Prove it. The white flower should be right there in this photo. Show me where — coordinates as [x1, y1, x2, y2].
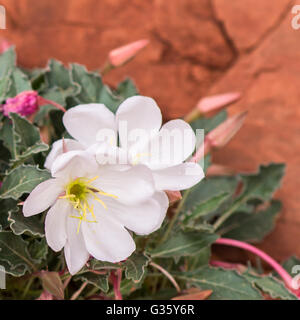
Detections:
[45, 96, 204, 192]
[23, 150, 168, 275]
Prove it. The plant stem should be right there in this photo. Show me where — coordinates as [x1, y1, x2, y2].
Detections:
[160, 189, 191, 244]
[150, 262, 181, 293]
[70, 281, 88, 300]
[21, 276, 35, 299]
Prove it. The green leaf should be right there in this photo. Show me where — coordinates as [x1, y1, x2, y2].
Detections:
[0, 199, 17, 230]
[28, 238, 48, 264]
[40, 271, 64, 299]
[150, 231, 218, 260]
[123, 252, 150, 283]
[0, 47, 16, 78]
[243, 272, 297, 300]
[10, 113, 49, 162]
[0, 231, 36, 276]
[75, 272, 109, 293]
[176, 266, 262, 300]
[115, 78, 138, 100]
[7, 68, 32, 97]
[222, 200, 281, 243]
[45, 59, 79, 99]
[240, 164, 285, 202]
[0, 165, 50, 200]
[181, 176, 238, 214]
[183, 192, 229, 224]
[8, 208, 44, 237]
[0, 74, 12, 102]
[70, 63, 119, 112]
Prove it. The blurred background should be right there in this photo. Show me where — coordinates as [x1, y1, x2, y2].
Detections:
[1, 0, 299, 261]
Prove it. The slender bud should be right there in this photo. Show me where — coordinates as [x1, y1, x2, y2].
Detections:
[197, 92, 241, 114]
[108, 39, 149, 67]
[191, 112, 247, 163]
[206, 111, 247, 148]
[184, 92, 241, 123]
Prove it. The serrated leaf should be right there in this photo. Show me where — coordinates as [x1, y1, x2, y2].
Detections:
[176, 266, 262, 300]
[243, 272, 297, 300]
[123, 252, 150, 283]
[0, 47, 16, 78]
[183, 192, 229, 224]
[10, 113, 49, 162]
[150, 231, 218, 260]
[0, 231, 36, 276]
[240, 164, 285, 202]
[0, 165, 50, 200]
[75, 272, 109, 293]
[181, 176, 238, 214]
[40, 271, 64, 299]
[8, 208, 44, 237]
[222, 200, 281, 243]
[7, 68, 32, 97]
[70, 63, 120, 112]
[0, 199, 17, 230]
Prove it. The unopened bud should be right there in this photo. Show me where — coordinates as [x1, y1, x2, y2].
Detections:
[108, 39, 149, 67]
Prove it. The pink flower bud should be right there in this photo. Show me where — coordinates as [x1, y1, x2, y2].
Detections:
[0, 38, 13, 53]
[108, 39, 149, 67]
[206, 111, 247, 148]
[2, 90, 39, 117]
[197, 92, 241, 114]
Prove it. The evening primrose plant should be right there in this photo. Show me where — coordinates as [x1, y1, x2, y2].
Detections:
[0, 43, 298, 300]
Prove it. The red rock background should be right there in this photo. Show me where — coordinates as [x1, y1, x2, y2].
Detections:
[1, 0, 299, 261]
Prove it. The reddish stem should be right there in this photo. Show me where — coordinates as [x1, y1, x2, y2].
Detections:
[215, 238, 300, 297]
[38, 96, 66, 113]
[111, 269, 123, 300]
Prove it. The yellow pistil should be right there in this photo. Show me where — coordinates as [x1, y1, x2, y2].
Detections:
[59, 176, 117, 233]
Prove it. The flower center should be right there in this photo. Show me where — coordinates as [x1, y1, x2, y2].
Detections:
[60, 176, 117, 233]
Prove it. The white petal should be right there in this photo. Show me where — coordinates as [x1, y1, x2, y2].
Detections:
[104, 191, 168, 235]
[92, 165, 154, 205]
[63, 104, 116, 146]
[45, 199, 70, 252]
[44, 139, 85, 170]
[153, 162, 205, 191]
[51, 150, 99, 179]
[116, 96, 162, 149]
[23, 179, 64, 217]
[82, 204, 135, 263]
[130, 119, 196, 170]
[64, 214, 89, 275]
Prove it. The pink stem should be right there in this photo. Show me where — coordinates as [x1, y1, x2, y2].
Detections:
[215, 238, 299, 297]
[111, 269, 123, 300]
[38, 96, 66, 113]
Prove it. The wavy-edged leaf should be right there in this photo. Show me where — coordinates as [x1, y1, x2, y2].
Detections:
[150, 231, 218, 260]
[75, 272, 109, 293]
[223, 200, 281, 243]
[8, 208, 44, 237]
[243, 272, 297, 300]
[176, 266, 262, 300]
[123, 252, 150, 283]
[0, 165, 50, 200]
[0, 231, 36, 276]
[0, 47, 16, 78]
[0, 199, 17, 230]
